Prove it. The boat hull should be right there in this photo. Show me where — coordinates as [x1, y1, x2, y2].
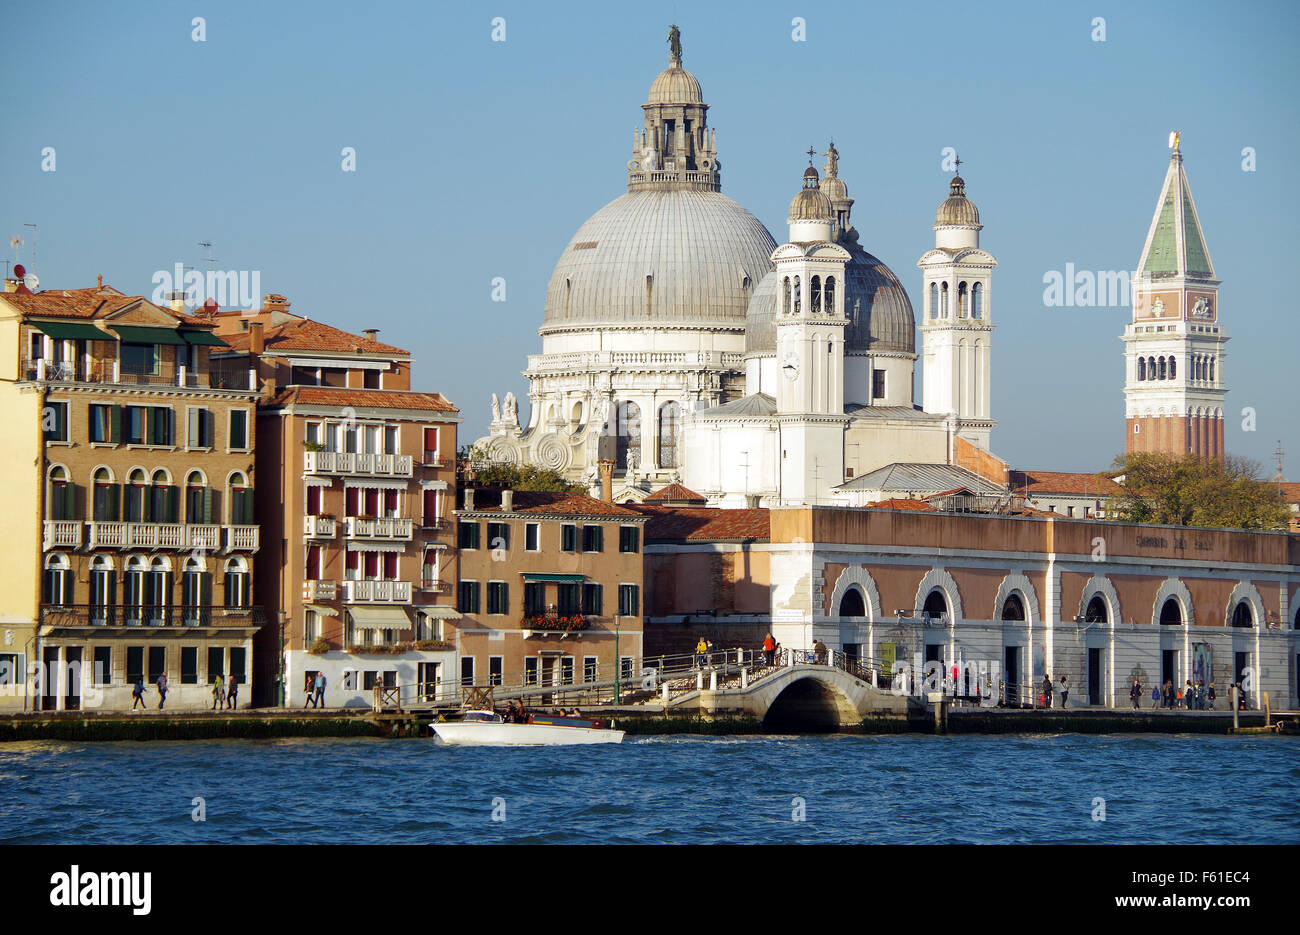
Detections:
[431, 722, 624, 746]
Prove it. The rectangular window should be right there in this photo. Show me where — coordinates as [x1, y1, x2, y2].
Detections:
[618, 584, 640, 617]
[524, 582, 545, 616]
[524, 657, 539, 686]
[93, 647, 111, 686]
[383, 425, 397, 454]
[525, 523, 539, 551]
[120, 343, 159, 376]
[303, 609, 320, 643]
[560, 657, 574, 685]
[486, 581, 509, 616]
[88, 404, 114, 443]
[619, 526, 640, 553]
[230, 647, 246, 683]
[458, 581, 481, 614]
[363, 670, 380, 690]
[147, 406, 173, 446]
[127, 647, 144, 684]
[560, 524, 577, 553]
[489, 656, 503, 686]
[43, 402, 68, 442]
[180, 647, 198, 684]
[187, 407, 213, 448]
[460, 657, 475, 687]
[583, 656, 598, 684]
[147, 646, 165, 683]
[422, 489, 439, 525]
[124, 406, 146, 445]
[207, 647, 224, 681]
[228, 409, 249, 450]
[872, 369, 887, 400]
[423, 427, 439, 463]
[487, 522, 509, 551]
[557, 582, 580, 616]
[582, 583, 602, 616]
[582, 525, 603, 553]
[458, 521, 481, 550]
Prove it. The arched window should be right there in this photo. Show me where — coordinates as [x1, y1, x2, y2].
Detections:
[125, 469, 147, 523]
[839, 589, 865, 617]
[90, 555, 115, 625]
[42, 553, 72, 606]
[1001, 593, 1026, 621]
[92, 467, 117, 522]
[150, 470, 171, 524]
[972, 282, 983, 318]
[615, 402, 641, 471]
[929, 282, 939, 319]
[145, 556, 170, 625]
[958, 281, 968, 317]
[658, 401, 681, 469]
[185, 471, 207, 525]
[1157, 357, 1166, 380]
[1230, 602, 1253, 628]
[1084, 595, 1108, 624]
[1137, 358, 1146, 381]
[224, 557, 250, 609]
[923, 590, 948, 620]
[940, 282, 949, 318]
[124, 555, 147, 624]
[1159, 598, 1183, 626]
[182, 556, 209, 625]
[1208, 357, 1214, 382]
[1169, 357, 1176, 380]
[792, 276, 801, 314]
[782, 277, 791, 314]
[47, 466, 71, 520]
[810, 275, 821, 313]
[824, 276, 835, 313]
[228, 472, 251, 526]
[1148, 357, 1156, 380]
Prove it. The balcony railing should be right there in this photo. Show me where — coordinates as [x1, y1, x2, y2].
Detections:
[23, 358, 221, 389]
[225, 525, 259, 552]
[419, 579, 449, 593]
[341, 579, 413, 603]
[43, 520, 83, 551]
[422, 517, 449, 531]
[83, 522, 257, 551]
[188, 525, 222, 552]
[303, 450, 413, 478]
[303, 515, 337, 538]
[39, 604, 265, 629]
[302, 580, 337, 601]
[344, 516, 414, 540]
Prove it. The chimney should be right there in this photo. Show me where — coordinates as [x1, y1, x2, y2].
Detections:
[97, 274, 103, 289]
[250, 321, 265, 355]
[464, 488, 475, 511]
[598, 460, 614, 504]
[362, 328, 379, 341]
[501, 489, 513, 512]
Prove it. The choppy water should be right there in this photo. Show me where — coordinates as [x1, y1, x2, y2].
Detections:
[2, 733, 1296, 845]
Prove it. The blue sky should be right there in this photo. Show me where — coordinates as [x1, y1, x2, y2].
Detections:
[3, 0, 1297, 474]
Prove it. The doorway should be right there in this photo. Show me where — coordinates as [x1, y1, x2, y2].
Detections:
[1003, 646, 1021, 706]
[1087, 648, 1102, 706]
[64, 647, 82, 711]
[1234, 652, 1251, 706]
[1161, 649, 1178, 691]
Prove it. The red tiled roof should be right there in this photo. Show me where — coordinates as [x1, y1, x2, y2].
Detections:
[630, 504, 770, 541]
[268, 386, 457, 412]
[0, 286, 153, 320]
[1272, 482, 1300, 503]
[865, 498, 934, 511]
[1009, 470, 1122, 497]
[926, 487, 975, 499]
[469, 490, 644, 517]
[645, 483, 708, 503]
[218, 317, 408, 356]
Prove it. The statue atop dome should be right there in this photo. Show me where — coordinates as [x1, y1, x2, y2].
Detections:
[824, 142, 839, 178]
[668, 24, 682, 66]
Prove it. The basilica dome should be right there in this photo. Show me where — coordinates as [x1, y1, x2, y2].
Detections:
[542, 190, 777, 329]
[744, 229, 915, 356]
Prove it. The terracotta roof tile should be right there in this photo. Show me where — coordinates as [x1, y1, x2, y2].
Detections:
[1009, 470, 1122, 496]
[645, 483, 708, 503]
[468, 490, 644, 517]
[218, 317, 408, 355]
[630, 504, 770, 541]
[865, 498, 935, 511]
[0, 286, 152, 320]
[268, 386, 457, 412]
[1271, 482, 1300, 503]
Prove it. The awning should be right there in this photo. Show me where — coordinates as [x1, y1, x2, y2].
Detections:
[110, 325, 188, 346]
[30, 321, 108, 341]
[304, 603, 339, 617]
[180, 330, 229, 346]
[521, 573, 585, 582]
[344, 541, 406, 553]
[346, 606, 410, 630]
[420, 480, 448, 491]
[285, 356, 390, 371]
[419, 607, 462, 620]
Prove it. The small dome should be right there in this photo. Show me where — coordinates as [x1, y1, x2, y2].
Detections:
[803, 165, 819, 181]
[934, 175, 980, 227]
[819, 175, 849, 201]
[648, 66, 703, 104]
[789, 169, 833, 221]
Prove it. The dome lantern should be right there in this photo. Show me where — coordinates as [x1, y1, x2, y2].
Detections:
[788, 161, 834, 243]
[629, 26, 720, 193]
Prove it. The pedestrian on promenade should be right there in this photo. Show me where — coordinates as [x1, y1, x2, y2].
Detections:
[1162, 680, 1174, 709]
[1129, 678, 1142, 709]
[694, 637, 707, 669]
[1207, 682, 1216, 709]
[705, 639, 715, 665]
[762, 633, 776, 667]
[211, 675, 225, 710]
[1184, 680, 1195, 710]
[315, 672, 326, 708]
[156, 672, 168, 710]
[304, 673, 317, 708]
[1195, 681, 1207, 711]
[1059, 673, 1069, 707]
[1041, 674, 1053, 709]
[813, 640, 827, 665]
[132, 677, 147, 710]
[226, 673, 238, 710]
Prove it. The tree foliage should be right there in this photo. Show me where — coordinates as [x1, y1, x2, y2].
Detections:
[1102, 452, 1289, 531]
[457, 445, 583, 492]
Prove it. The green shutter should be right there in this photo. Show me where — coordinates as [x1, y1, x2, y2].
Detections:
[110, 405, 122, 444]
[200, 572, 212, 608]
[67, 482, 81, 521]
[108, 484, 121, 522]
[187, 409, 199, 448]
[242, 487, 254, 525]
[167, 486, 179, 523]
[49, 483, 64, 520]
[107, 571, 116, 605]
[201, 487, 213, 524]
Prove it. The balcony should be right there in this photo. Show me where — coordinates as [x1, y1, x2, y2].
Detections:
[43, 521, 83, 551]
[302, 580, 337, 601]
[303, 450, 413, 478]
[225, 525, 259, 552]
[188, 525, 222, 552]
[422, 517, 449, 531]
[83, 522, 257, 552]
[303, 515, 337, 538]
[344, 516, 414, 540]
[39, 604, 264, 631]
[23, 358, 223, 389]
[419, 579, 450, 593]
[341, 579, 413, 603]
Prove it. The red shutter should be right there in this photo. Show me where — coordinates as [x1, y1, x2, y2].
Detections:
[346, 549, 359, 571]
[364, 488, 379, 516]
[423, 427, 438, 457]
[383, 552, 397, 579]
[306, 485, 321, 515]
[345, 487, 359, 517]
[364, 552, 379, 578]
[384, 489, 398, 516]
[307, 546, 321, 580]
[423, 489, 437, 523]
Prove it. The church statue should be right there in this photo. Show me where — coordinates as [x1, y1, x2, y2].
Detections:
[503, 391, 518, 425]
[668, 24, 682, 65]
[824, 141, 839, 177]
[490, 393, 501, 424]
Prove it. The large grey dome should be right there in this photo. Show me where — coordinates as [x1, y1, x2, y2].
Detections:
[543, 190, 777, 329]
[744, 230, 915, 356]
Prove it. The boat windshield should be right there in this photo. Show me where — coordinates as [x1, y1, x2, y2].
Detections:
[463, 711, 503, 723]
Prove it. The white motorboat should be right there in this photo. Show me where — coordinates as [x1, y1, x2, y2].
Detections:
[431, 710, 624, 746]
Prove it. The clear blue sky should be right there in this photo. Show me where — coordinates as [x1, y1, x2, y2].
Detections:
[4, 0, 1297, 475]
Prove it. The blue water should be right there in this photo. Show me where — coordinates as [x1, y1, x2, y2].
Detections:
[2, 733, 1296, 844]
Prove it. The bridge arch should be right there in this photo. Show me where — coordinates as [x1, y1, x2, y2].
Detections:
[761, 673, 861, 733]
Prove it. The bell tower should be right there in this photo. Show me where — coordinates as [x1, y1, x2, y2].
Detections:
[1123, 134, 1227, 459]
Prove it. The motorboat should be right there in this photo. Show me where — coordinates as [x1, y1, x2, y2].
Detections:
[430, 710, 624, 746]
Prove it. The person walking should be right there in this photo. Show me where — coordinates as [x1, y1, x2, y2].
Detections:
[210, 675, 225, 711]
[226, 673, 238, 710]
[155, 672, 168, 710]
[132, 676, 147, 711]
[1041, 674, 1053, 709]
[813, 639, 827, 666]
[1058, 673, 1070, 708]
[762, 633, 776, 667]
[693, 637, 707, 669]
[1161, 680, 1174, 709]
[1129, 678, 1142, 710]
[304, 673, 317, 708]
[1183, 679, 1195, 710]
[314, 672, 326, 708]
[1207, 682, 1216, 710]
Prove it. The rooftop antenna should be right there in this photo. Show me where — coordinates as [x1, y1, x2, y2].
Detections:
[1273, 440, 1286, 481]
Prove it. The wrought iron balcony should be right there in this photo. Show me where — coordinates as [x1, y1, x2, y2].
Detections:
[39, 604, 265, 630]
[303, 450, 413, 478]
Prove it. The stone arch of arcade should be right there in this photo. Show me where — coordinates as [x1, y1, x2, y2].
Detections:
[913, 568, 964, 622]
[1222, 580, 1265, 629]
[1151, 578, 1195, 627]
[992, 571, 1041, 625]
[829, 565, 883, 621]
[1077, 574, 1122, 627]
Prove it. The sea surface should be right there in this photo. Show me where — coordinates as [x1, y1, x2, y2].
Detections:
[2, 733, 1297, 845]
